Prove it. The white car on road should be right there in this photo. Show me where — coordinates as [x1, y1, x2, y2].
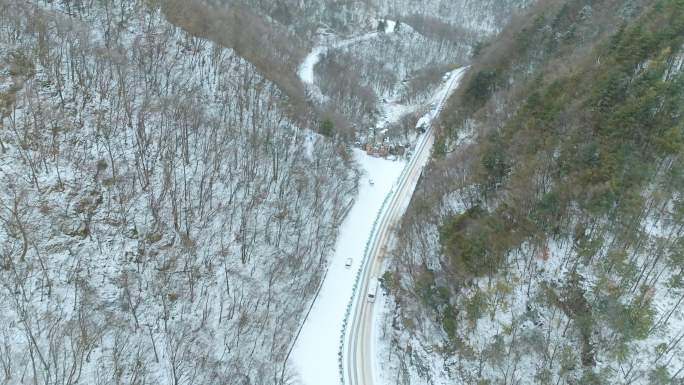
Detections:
[367, 279, 378, 302]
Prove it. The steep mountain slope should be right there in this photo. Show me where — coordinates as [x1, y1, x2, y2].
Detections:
[0, 1, 355, 384]
[161, 0, 312, 125]
[381, 0, 684, 383]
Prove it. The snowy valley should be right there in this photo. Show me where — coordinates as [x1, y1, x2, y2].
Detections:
[2, 0, 683, 385]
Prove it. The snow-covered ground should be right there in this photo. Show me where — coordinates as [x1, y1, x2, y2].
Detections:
[290, 150, 405, 385]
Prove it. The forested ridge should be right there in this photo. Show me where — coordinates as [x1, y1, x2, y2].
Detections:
[383, 0, 684, 383]
[0, 1, 355, 383]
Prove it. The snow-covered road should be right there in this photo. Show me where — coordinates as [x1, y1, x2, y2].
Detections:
[291, 21, 403, 385]
[290, 150, 404, 385]
[290, 20, 466, 385]
[345, 68, 467, 385]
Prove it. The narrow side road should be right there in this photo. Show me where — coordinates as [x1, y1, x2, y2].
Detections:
[298, 21, 396, 102]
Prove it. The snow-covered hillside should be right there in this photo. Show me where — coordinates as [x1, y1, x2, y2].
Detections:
[378, 0, 684, 383]
[0, 1, 355, 384]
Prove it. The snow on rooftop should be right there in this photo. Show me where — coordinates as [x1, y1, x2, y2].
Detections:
[416, 115, 430, 129]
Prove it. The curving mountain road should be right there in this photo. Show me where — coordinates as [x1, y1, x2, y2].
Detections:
[344, 67, 467, 385]
[292, 22, 466, 384]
